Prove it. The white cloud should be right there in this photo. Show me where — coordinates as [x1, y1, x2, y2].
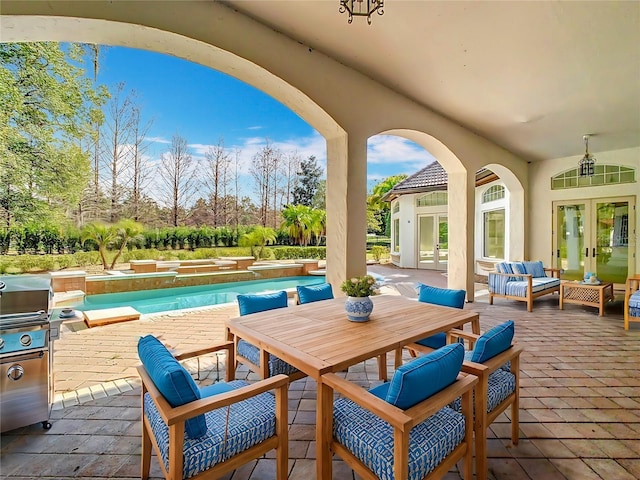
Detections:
[247, 126, 263, 130]
[146, 136, 171, 145]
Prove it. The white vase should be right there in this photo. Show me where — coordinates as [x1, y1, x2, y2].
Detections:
[344, 296, 374, 322]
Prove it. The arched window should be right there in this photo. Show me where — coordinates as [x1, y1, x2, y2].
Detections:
[482, 185, 505, 203]
[416, 191, 448, 207]
[551, 165, 636, 190]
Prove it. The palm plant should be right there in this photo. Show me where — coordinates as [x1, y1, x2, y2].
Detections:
[239, 226, 276, 260]
[109, 219, 144, 269]
[81, 222, 119, 270]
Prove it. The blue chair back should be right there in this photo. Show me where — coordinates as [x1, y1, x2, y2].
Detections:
[237, 291, 288, 316]
[297, 283, 334, 304]
[418, 284, 466, 309]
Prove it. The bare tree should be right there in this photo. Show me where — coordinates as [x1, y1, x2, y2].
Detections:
[127, 106, 154, 221]
[233, 148, 241, 227]
[203, 138, 231, 226]
[250, 141, 282, 227]
[100, 82, 136, 222]
[283, 150, 302, 206]
[157, 134, 197, 226]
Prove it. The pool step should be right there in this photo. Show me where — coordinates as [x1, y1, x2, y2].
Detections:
[84, 307, 141, 328]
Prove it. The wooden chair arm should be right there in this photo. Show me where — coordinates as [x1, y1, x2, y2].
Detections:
[322, 372, 478, 432]
[447, 329, 479, 342]
[138, 367, 288, 426]
[173, 341, 235, 361]
[461, 344, 523, 377]
[544, 267, 562, 278]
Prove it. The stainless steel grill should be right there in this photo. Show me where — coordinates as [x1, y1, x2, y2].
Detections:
[0, 275, 59, 433]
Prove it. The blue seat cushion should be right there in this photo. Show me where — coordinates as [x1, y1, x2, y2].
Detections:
[297, 283, 334, 304]
[470, 320, 514, 363]
[138, 335, 206, 438]
[504, 277, 560, 297]
[237, 291, 288, 316]
[333, 397, 465, 480]
[417, 284, 466, 308]
[144, 379, 276, 479]
[415, 332, 447, 349]
[629, 291, 640, 317]
[237, 339, 300, 377]
[385, 343, 464, 409]
[450, 368, 516, 414]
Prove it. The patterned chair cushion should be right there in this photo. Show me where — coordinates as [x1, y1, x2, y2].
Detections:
[384, 343, 464, 409]
[450, 368, 516, 414]
[470, 320, 514, 363]
[333, 398, 465, 480]
[630, 291, 640, 317]
[237, 291, 288, 316]
[296, 283, 334, 304]
[237, 339, 301, 376]
[137, 335, 205, 438]
[504, 277, 560, 298]
[144, 380, 276, 480]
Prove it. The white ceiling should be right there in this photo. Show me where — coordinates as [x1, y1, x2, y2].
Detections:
[224, 0, 640, 162]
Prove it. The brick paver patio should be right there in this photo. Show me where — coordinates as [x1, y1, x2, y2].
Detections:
[1, 265, 639, 479]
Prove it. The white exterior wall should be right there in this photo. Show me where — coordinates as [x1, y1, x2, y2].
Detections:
[529, 147, 640, 275]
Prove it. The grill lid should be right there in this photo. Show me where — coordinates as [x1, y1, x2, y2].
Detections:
[0, 275, 52, 318]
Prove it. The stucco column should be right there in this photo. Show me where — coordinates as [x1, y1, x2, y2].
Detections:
[447, 169, 476, 301]
[325, 133, 368, 292]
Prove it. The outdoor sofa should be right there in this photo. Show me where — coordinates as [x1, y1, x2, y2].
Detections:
[624, 274, 640, 330]
[488, 261, 561, 312]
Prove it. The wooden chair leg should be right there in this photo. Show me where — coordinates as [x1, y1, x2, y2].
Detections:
[141, 422, 151, 480]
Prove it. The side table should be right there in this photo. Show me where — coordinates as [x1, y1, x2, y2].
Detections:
[559, 281, 614, 316]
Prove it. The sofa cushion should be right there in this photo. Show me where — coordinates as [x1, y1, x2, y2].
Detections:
[504, 277, 560, 297]
[629, 290, 640, 317]
[144, 379, 276, 478]
[523, 261, 546, 278]
[385, 343, 464, 409]
[418, 284, 466, 308]
[237, 291, 288, 316]
[138, 335, 206, 438]
[470, 320, 514, 363]
[296, 283, 334, 304]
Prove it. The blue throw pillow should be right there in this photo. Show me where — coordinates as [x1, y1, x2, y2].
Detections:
[418, 284, 465, 308]
[470, 320, 515, 363]
[137, 335, 206, 438]
[523, 261, 546, 278]
[385, 343, 464, 410]
[297, 283, 334, 304]
[237, 291, 288, 316]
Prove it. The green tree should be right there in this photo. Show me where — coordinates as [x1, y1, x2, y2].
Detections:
[292, 155, 322, 206]
[367, 175, 407, 235]
[239, 226, 276, 260]
[0, 42, 107, 228]
[109, 219, 144, 269]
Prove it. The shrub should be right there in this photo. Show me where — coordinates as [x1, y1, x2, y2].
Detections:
[370, 245, 389, 261]
[273, 246, 326, 260]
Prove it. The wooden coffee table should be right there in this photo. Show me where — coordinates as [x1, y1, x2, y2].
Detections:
[559, 281, 614, 316]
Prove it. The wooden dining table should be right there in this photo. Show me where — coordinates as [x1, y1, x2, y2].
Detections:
[225, 294, 480, 479]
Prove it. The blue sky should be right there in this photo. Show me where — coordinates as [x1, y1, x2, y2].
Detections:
[95, 46, 435, 195]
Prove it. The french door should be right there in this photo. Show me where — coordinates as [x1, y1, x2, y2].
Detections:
[417, 214, 448, 270]
[553, 196, 635, 286]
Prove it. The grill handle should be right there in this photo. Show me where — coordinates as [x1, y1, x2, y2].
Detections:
[0, 349, 45, 366]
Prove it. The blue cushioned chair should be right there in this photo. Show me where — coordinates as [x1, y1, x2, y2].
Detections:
[232, 291, 305, 380]
[296, 282, 334, 304]
[137, 335, 289, 480]
[323, 343, 478, 480]
[447, 320, 523, 480]
[624, 275, 640, 330]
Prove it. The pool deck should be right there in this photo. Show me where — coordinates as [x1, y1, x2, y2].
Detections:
[2, 264, 640, 479]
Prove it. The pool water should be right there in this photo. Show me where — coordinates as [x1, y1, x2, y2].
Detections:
[72, 276, 326, 315]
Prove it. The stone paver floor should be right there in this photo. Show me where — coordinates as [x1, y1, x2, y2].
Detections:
[1, 265, 639, 479]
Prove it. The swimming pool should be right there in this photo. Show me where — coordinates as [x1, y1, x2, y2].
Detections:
[72, 276, 327, 315]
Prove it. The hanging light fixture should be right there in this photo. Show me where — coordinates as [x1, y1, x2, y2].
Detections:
[339, 0, 384, 24]
[578, 134, 596, 177]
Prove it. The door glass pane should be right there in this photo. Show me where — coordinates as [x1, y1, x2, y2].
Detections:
[419, 216, 434, 265]
[483, 210, 505, 259]
[393, 219, 400, 253]
[557, 204, 585, 281]
[595, 201, 629, 283]
[438, 216, 448, 266]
